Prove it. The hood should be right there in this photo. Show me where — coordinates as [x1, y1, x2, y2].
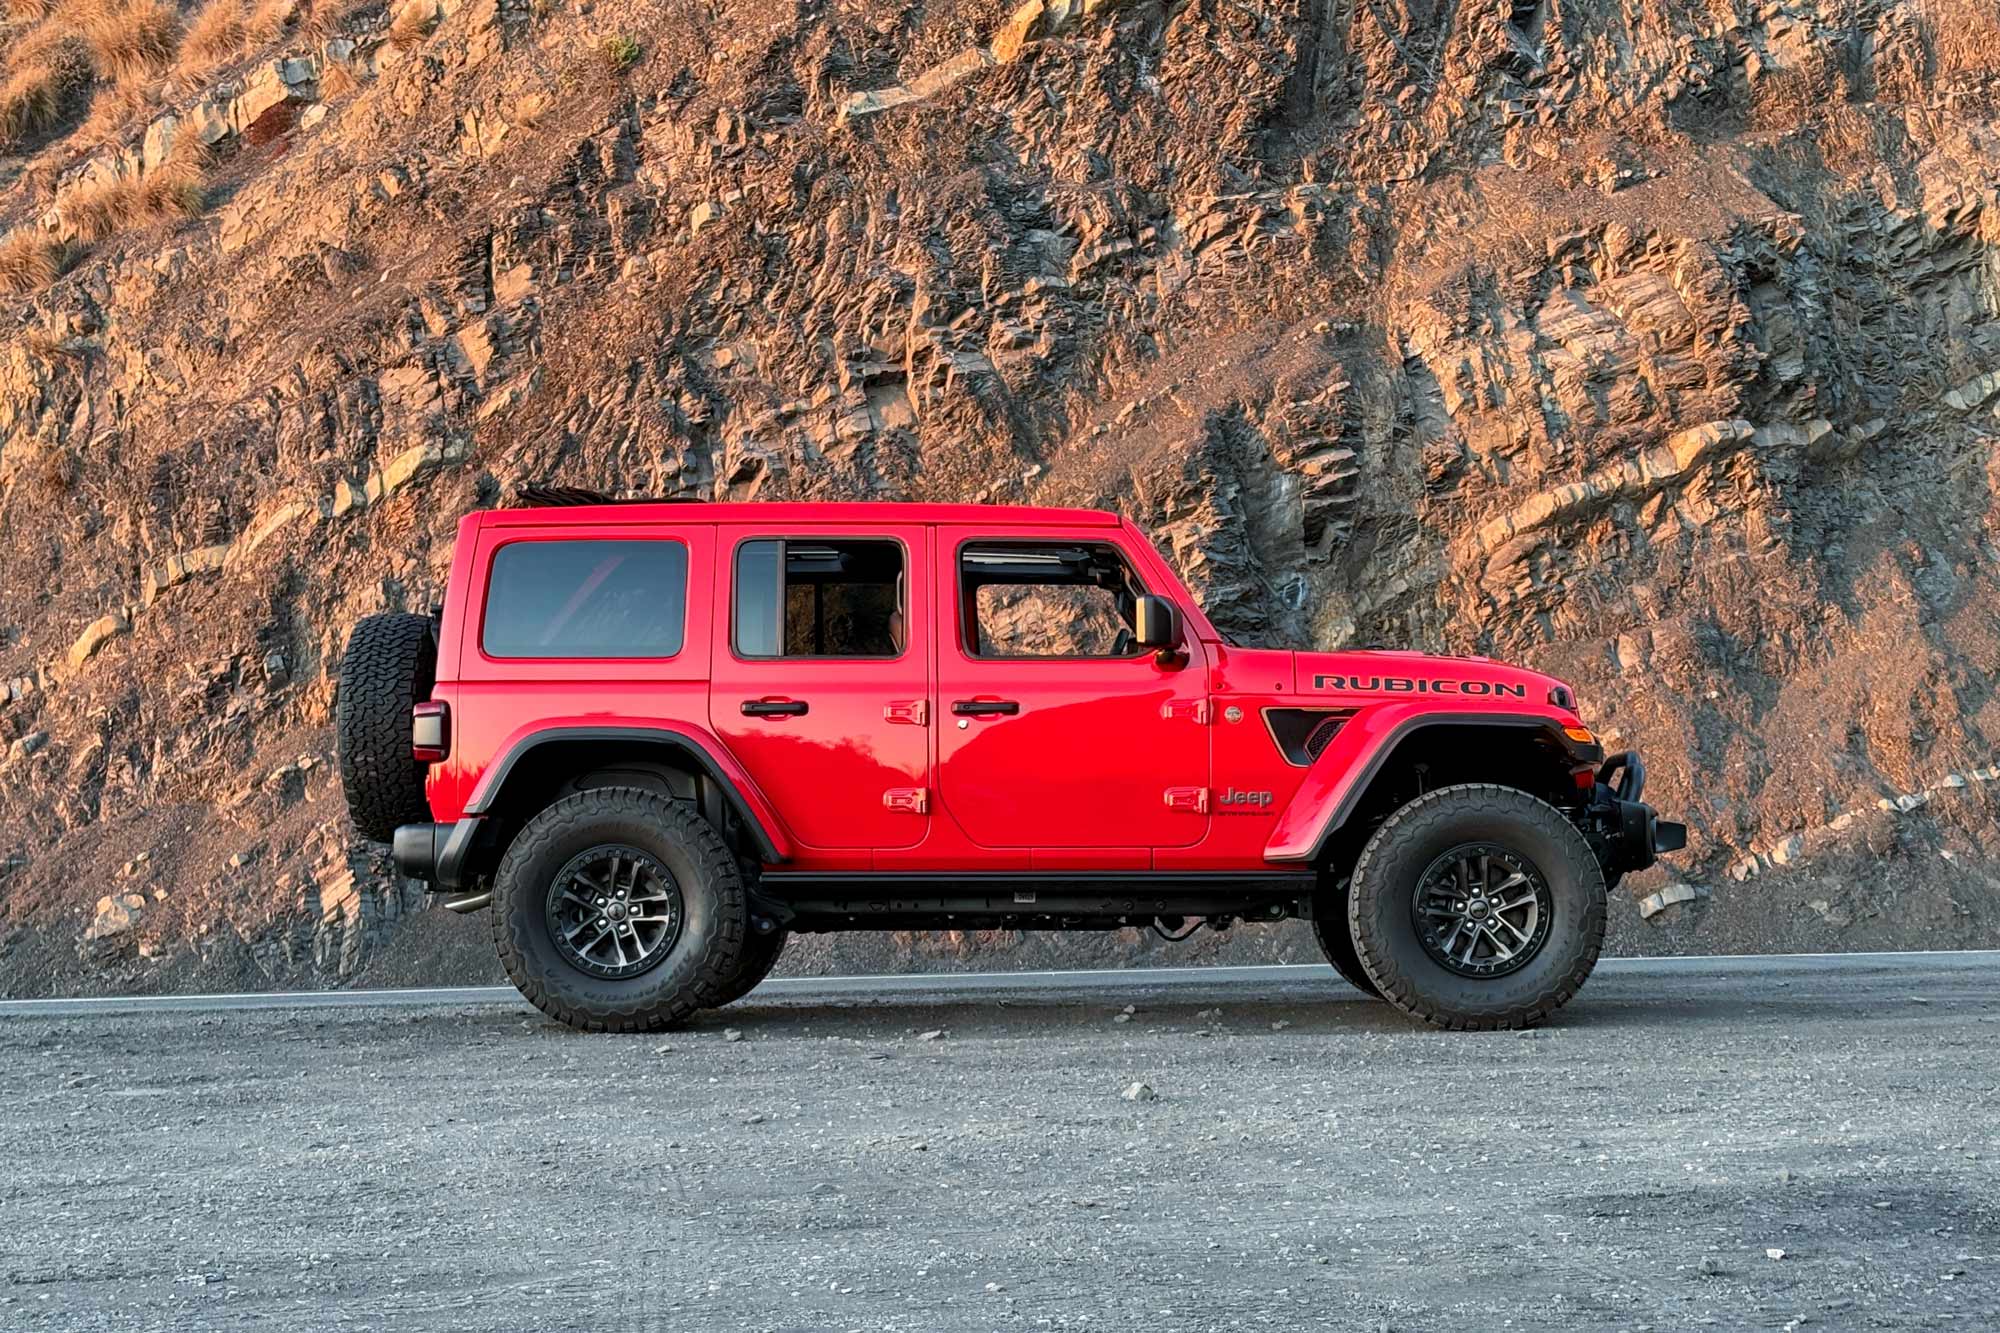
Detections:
[1289, 648, 1575, 709]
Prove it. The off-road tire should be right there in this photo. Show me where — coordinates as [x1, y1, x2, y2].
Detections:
[492, 788, 746, 1032]
[1349, 784, 1605, 1031]
[1311, 883, 1381, 998]
[708, 929, 788, 1007]
[336, 613, 437, 842]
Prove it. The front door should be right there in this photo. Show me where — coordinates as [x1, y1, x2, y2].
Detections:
[710, 526, 931, 851]
[932, 528, 1210, 850]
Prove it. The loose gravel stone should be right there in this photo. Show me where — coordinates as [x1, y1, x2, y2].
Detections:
[0, 959, 1994, 1330]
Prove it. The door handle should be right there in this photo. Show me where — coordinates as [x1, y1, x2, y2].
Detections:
[951, 699, 1020, 717]
[741, 699, 809, 717]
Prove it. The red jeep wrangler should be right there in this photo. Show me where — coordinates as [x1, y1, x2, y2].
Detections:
[337, 492, 1683, 1032]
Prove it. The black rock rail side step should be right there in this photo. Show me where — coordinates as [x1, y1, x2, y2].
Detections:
[758, 870, 1320, 933]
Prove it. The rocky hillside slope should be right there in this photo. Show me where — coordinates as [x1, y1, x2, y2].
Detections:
[1, 0, 1998, 995]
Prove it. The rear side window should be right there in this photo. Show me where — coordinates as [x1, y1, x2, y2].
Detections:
[482, 539, 688, 658]
[733, 539, 904, 659]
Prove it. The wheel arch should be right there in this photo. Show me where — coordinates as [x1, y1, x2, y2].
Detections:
[467, 725, 790, 865]
[1267, 711, 1601, 875]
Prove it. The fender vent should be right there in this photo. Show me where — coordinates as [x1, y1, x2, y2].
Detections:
[1263, 708, 1356, 767]
[1304, 714, 1345, 762]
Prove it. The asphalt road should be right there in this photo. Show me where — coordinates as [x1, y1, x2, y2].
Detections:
[2, 953, 1996, 1331]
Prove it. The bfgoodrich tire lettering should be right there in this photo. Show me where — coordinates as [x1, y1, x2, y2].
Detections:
[493, 788, 746, 1032]
[1348, 784, 1605, 1031]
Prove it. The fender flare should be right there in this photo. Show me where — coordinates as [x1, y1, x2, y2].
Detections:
[1264, 709, 1602, 865]
[465, 724, 791, 863]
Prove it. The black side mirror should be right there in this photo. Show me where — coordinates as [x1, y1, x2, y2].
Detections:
[1134, 595, 1181, 665]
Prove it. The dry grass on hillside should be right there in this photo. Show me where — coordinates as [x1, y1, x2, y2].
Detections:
[62, 0, 183, 144]
[60, 141, 209, 244]
[318, 53, 356, 96]
[0, 27, 92, 146]
[176, 0, 293, 85]
[181, 0, 249, 68]
[82, 0, 184, 85]
[387, 0, 436, 48]
[0, 228, 75, 295]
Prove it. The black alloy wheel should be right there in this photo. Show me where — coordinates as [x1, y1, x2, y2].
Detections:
[1410, 843, 1553, 979]
[492, 787, 747, 1032]
[546, 845, 685, 980]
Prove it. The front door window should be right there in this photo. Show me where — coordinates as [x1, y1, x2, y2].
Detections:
[959, 543, 1147, 660]
[934, 531, 1209, 851]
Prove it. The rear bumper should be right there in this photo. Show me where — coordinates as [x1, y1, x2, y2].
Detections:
[1590, 751, 1686, 875]
[392, 819, 480, 891]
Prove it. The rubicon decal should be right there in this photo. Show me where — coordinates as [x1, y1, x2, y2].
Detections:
[1312, 675, 1528, 698]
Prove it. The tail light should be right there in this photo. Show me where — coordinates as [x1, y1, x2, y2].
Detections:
[412, 701, 450, 764]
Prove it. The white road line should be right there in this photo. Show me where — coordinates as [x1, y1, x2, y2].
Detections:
[0, 949, 1995, 1019]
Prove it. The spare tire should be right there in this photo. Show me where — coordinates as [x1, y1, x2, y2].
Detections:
[337, 612, 438, 842]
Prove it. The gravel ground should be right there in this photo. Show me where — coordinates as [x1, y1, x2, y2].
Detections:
[2, 956, 1997, 1332]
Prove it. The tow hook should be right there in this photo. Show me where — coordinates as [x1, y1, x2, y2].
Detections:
[1586, 750, 1685, 879]
[1598, 751, 1645, 803]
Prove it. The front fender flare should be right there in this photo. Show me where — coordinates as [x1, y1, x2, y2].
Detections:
[1263, 706, 1601, 864]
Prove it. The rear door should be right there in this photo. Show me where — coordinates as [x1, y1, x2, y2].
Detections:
[932, 528, 1210, 850]
[709, 525, 931, 851]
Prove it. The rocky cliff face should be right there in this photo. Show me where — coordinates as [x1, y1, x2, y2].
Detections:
[2, 0, 1998, 994]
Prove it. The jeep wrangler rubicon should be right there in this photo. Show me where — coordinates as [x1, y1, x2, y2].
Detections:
[337, 493, 1683, 1032]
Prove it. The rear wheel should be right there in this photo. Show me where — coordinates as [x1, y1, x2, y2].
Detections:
[709, 929, 788, 1007]
[1349, 784, 1605, 1031]
[335, 613, 437, 841]
[492, 788, 746, 1032]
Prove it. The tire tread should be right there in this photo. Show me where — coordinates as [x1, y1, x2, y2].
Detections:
[335, 613, 436, 842]
[491, 787, 745, 1033]
[1348, 783, 1605, 1031]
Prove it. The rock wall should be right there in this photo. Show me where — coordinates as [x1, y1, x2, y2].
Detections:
[1, 0, 1998, 993]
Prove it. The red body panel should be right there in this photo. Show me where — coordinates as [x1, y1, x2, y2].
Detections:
[931, 525, 1212, 852]
[423, 504, 1586, 873]
[707, 521, 931, 852]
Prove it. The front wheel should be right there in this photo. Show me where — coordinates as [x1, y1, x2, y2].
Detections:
[492, 788, 746, 1032]
[1349, 784, 1605, 1030]
[708, 928, 788, 1007]
[1311, 882, 1381, 999]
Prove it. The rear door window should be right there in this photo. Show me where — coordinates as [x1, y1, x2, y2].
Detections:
[482, 539, 688, 658]
[732, 538, 905, 659]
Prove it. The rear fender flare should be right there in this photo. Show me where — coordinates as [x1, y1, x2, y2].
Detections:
[1264, 708, 1600, 865]
[467, 722, 791, 864]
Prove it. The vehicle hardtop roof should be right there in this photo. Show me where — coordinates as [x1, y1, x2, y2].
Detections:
[481, 500, 1127, 528]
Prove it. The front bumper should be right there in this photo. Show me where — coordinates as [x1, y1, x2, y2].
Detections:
[392, 819, 480, 892]
[1588, 751, 1686, 876]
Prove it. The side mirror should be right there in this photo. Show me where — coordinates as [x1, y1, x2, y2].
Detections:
[1134, 595, 1182, 666]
